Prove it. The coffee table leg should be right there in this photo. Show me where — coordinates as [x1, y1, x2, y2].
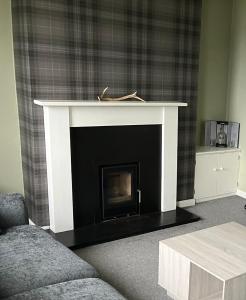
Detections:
[167, 291, 177, 299]
[223, 274, 246, 300]
[159, 243, 191, 300]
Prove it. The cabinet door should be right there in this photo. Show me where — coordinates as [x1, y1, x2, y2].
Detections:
[217, 152, 240, 195]
[194, 154, 218, 200]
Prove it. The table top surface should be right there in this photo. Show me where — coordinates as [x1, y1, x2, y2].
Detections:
[196, 146, 240, 155]
[160, 222, 246, 281]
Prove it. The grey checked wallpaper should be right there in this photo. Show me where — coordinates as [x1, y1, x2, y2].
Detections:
[12, 0, 201, 226]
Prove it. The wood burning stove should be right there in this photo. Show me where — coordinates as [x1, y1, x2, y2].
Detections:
[101, 163, 139, 220]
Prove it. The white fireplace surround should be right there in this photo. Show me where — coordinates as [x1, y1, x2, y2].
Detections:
[34, 100, 187, 233]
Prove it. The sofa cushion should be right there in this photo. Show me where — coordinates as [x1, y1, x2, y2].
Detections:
[0, 193, 28, 229]
[4, 278, 126, 300]
[0, 225, 98, 298]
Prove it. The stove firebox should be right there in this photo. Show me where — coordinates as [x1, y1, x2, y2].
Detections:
[101, 163, 139, 220]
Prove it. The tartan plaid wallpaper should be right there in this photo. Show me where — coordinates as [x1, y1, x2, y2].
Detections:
[12, 0, 201, 226]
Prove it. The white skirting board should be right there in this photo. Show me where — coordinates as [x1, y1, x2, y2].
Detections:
[195, 193, 236, 203]
[177, 199, 196, 208]
[237, 190, 246, 199]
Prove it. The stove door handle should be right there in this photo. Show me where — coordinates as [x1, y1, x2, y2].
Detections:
[137, 189, 141, 204]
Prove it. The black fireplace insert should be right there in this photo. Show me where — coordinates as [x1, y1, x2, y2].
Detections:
[70, 125, 161, 228]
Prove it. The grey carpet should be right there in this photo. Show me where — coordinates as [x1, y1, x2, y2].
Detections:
[74, 196, 246, 300]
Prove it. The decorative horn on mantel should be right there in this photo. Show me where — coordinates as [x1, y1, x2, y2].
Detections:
[97, 87, 145, 102]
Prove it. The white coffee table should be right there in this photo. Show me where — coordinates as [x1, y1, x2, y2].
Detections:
[158, 222, 246, 300]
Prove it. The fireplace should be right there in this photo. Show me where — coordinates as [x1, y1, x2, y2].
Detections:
[101, 163, 139, 220]
[34, 100, 188, 233]
[34, 100, 200, 248]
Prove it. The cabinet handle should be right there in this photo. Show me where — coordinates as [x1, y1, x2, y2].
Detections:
[213, 168, 217, 172]
[219, 167, 224, 171]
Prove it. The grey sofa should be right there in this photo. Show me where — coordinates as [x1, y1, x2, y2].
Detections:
[0, 193, 126, 300]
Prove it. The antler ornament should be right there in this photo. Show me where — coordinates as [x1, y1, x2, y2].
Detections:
[97, 87, 145, 102]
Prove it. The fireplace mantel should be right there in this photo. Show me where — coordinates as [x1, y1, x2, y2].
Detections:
[34, 100, 187, 107]
[35, 100, 187, 233]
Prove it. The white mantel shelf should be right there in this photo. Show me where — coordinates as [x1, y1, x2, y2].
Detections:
[34, 100, 187, 107]
[36, 99, 187, 233]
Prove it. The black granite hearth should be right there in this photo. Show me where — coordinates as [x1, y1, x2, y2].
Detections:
[50, 208, 200, 249]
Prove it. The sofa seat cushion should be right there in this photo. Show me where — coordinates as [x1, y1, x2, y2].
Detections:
[0, 225, 98, 298]
[4, 278, 126, 300]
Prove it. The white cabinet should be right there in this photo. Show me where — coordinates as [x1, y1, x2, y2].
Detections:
[194, 147, 240, 202]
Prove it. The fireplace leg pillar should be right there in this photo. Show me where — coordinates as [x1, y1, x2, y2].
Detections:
[43, 106, 74, 233]
[161, 107, 178, 211]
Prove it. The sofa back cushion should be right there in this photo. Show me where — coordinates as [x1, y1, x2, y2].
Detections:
[0, 193, 28, 229]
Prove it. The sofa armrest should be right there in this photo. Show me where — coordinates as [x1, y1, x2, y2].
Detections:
[0, 193, 28, 229]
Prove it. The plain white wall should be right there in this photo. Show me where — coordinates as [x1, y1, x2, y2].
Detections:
[227, 0, 246, 193]
[0, 0, 23, 193]
[196, 0, 233, 145]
